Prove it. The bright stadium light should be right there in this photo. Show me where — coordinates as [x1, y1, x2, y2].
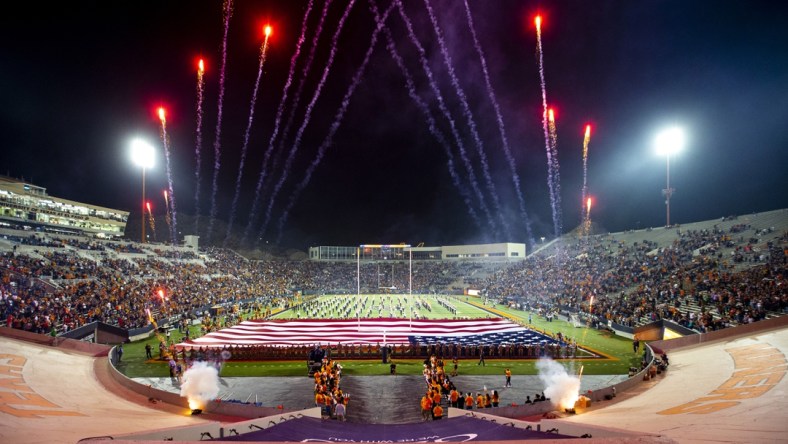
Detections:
[130, 138, 155, 243]
[654, 127, 685, 227]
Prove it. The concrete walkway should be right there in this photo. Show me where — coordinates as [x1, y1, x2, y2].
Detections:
[135, 373, 626, 424]
[564, 328, 788, 443]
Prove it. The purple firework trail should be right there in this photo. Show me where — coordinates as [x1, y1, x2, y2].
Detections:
[194, 60, 206, 235]
[393, 0, 497, 237]
[535, 17, 562, 238]
[548, 110, 562, 236]
[159, 110, 178, 245]
[206, 0, 233, 241]
[223, 32, 271, 246]
[268, 0, 333, 188]
[243, 0, 316, 245]
[463, 0, 534, 245]
[256, 0, 357, 244]
[275, 1, 404, 242]
[581, 125, 591, 222]
[422, 0, 510, 240]
[369, 0, 481, 232]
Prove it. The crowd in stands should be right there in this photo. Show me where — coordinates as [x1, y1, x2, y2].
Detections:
[475, 225, 787, 333]
[1, 219, 786, 337]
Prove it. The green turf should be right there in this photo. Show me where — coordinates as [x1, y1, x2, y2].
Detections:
[117, 295, 643, 378]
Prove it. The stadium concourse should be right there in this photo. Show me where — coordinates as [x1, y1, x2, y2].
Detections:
[1, 320, 787, 442]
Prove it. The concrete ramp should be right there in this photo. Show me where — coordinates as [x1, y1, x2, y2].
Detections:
[0, 336, 212, 444]
[563, 328, 788, 443]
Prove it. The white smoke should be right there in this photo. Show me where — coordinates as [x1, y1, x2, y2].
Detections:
[536, 358, 581, 410]
[180, 361, 220, 409]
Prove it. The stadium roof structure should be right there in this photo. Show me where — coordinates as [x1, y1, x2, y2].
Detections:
[0, 175, 129, 237]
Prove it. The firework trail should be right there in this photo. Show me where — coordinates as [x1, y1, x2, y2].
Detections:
[207, 0, 234, 242]
[269, 0, 333, 186]
[194, 59, 205, 236]
[463, 0, 534, 244]
[243, 0, 316, 245]
[586, 196, 592, 222]
[163, 190, 172, 244]
[581, 124, 591, 221]
[535, 16, 562, 238]
[374, 0, 481, 231]
[393, 0, 497, 237]
[422, 0, 510, 240]
[256, 0, 357, 243]
[224, 27, 272, 246]
[146, 202, 157, 241]
[548, 108, 562, 235]
[275, 1, 403, 242]
[158, 108, 177, 244]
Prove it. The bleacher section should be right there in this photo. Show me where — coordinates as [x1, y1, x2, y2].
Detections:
[0, 209, 785, 340]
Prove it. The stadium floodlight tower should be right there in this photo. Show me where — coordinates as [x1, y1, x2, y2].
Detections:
[655, 127, 685, 227]
[130, 138, 155, 243]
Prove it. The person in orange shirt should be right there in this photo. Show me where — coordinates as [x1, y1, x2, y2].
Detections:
[432, 403, 444, 420]
[421, 394, 433, 421]
[432, 390, 442, 409]
[476, 393, 485, 409]
[505, 368, 512, 387]
[449, 389, 459, 408]
[464, 393, 474, 410]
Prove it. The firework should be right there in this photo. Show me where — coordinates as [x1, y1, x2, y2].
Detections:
[225, 25, 272, 245]
[257, 0, 358, 244]
[464, 0, 533, 243]
[158, 107, 177, 244]
[582, 124, 592, 221]
[207, 0, 234, 241]
[277, 1, 398, 242]
[146, 201, 156, 240]
[423, 0, 510, 239]
[392, 0, 496, 237]
[244, 0, 316, 245]
[536, 15, 562, 238]
[194, 58, 206, 235]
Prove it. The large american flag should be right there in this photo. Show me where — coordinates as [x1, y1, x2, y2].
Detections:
[176, 317, 527, 348]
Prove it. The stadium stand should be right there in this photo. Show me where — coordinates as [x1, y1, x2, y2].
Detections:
[0, 209, 785, 342]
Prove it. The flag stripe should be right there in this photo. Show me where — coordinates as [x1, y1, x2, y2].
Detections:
[177, 317, 529, 348]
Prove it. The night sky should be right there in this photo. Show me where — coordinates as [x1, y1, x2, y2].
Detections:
[2, 1, 787, 250]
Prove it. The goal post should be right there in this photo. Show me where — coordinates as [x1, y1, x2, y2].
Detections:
[356, 244, 413, 326]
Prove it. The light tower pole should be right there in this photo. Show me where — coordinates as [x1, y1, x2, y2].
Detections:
[131, 139, 155, 243]
[655, 127, 685, 227]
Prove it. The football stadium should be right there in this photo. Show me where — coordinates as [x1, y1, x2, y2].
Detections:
[2, 1, 788, 443]
[2, 208, 787, 443]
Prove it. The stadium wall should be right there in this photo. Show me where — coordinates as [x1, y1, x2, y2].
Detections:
[649, 315, 788, 352]
[103, 347, 300, 419]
